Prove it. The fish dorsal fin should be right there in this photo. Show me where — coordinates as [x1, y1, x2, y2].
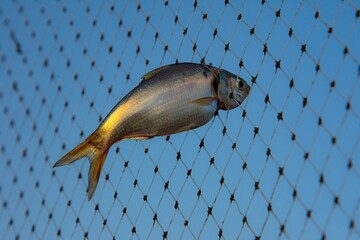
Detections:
[141, 65, 172, 81]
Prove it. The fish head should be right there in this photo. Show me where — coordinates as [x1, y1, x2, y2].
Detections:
[216, 70, 250, 110]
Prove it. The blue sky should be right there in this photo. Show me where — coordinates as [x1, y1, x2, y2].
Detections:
[1, 0, 360, 239]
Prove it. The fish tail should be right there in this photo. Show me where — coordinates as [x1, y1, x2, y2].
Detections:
[53, 131, 109, 200]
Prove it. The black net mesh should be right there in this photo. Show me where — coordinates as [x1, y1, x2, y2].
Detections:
[1, 1, 359, 239]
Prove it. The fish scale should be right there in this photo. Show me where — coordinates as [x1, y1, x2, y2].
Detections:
[53, 62, 250, 200]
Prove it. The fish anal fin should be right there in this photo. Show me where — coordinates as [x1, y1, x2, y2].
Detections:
[191, 97, 217, 106]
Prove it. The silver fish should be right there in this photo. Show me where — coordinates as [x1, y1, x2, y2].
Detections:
[54, 63, 250, 200]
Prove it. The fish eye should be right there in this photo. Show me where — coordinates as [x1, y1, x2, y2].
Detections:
[236, 79, 245, 89]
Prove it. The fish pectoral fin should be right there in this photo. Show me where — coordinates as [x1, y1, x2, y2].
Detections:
[191, 97, 217, 106]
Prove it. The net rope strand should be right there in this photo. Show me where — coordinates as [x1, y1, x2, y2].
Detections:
[31, 1, 115, 238]
[56, 6, 156, 238]
[0, 2, 69, 239]
[99, 0, 354, 238]
[0, 2, 29, 238]
[48, 4, 116, 238]
[236, 0, 360, 232]
[179, 2, 278, 236]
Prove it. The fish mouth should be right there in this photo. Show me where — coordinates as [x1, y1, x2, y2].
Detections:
[234, 96, 248, 107]
[234, 86, 250, 106]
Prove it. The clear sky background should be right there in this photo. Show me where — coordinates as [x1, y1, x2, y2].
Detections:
[0, 0, 359, 239]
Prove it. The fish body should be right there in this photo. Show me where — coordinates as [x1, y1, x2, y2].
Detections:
[101, 63, 219, 143]
[54, 63, 250, 200]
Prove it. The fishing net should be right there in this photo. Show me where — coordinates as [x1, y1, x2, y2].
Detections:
[1, 1, 359, 239]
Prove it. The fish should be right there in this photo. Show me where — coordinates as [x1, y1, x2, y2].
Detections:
[53, 62, 250, 200]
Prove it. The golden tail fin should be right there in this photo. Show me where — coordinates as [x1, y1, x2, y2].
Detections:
[53, 131, 109, 200]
